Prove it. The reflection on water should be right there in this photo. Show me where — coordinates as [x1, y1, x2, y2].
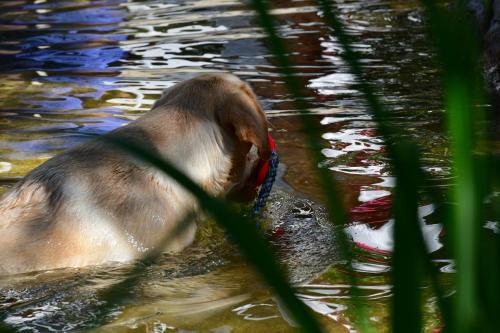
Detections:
[0, 0, 470, 331]
[346, 202, 443, 254]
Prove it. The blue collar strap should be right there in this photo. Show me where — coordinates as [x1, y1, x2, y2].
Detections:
[252, 150, 279, 215]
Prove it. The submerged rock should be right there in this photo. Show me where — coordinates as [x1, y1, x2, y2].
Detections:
[264, 188, 338, 284]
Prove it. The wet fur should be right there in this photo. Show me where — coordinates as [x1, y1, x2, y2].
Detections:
[0, 74, 271, 275]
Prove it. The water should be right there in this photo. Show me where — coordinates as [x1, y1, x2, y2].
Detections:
[0, 0, 480, 331]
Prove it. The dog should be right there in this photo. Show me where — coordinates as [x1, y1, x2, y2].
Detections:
[0, 73, 272, 275]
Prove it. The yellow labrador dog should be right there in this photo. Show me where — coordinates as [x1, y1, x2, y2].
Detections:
[0, 74, 271, 275]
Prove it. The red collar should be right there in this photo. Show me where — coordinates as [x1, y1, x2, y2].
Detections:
[255, 133, 276, 187]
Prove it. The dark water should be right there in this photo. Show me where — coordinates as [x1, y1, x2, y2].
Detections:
[0, 0, 475, 332]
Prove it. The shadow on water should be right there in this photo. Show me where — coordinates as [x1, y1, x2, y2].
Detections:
[0, 0, 486, 332]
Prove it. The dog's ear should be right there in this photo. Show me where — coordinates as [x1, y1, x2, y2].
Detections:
[217, 91, 271, 160]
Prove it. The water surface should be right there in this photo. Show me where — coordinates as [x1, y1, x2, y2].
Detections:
[0, 0, 471, 331]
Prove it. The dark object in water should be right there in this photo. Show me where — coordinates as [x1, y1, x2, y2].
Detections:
[265, 189, 337, 284]
[465, 0, 500, 87]
[466, 0, 500, 133]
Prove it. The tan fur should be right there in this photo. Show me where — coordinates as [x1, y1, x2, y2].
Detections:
[0, 73, 270, 275]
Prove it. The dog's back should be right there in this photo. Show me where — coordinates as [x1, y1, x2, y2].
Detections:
[0, 129, 201, 274]
[0, 73, 270, 275]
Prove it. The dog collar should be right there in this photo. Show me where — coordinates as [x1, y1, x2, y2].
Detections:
[252, 133, 279, 215]
[255, 134, 277, 187]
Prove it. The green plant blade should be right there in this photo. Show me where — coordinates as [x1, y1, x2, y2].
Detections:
[314, 0, 450, 328]
[392, 142, 424, 333]
[90, 212, 197, 328]
[248, 0, 370, 330]
[419, 1, 490, 332]
[98, 135, 324, 333]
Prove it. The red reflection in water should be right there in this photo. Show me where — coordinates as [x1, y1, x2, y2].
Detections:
[350, 195, 392, 227]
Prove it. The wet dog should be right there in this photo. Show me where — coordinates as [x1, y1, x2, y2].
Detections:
[0, 74, 271, 275]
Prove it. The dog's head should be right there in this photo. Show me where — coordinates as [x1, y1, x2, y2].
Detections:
[153, 73, 272, 202]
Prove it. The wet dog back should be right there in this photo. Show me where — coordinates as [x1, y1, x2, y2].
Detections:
[0, 73, 270, 275]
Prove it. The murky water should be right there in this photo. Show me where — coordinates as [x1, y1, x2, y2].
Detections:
[0, 0, 478, 331]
